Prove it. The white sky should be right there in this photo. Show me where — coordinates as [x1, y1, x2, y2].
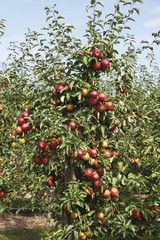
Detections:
[0, 0, 160, 63]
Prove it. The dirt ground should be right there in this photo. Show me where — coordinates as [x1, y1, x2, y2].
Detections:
[0, 213, 54, 230]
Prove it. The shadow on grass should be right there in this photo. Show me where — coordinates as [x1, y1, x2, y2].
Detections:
[0, 227, 48, 240]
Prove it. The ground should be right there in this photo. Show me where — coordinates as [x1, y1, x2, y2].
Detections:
[0, 213, 54, 230]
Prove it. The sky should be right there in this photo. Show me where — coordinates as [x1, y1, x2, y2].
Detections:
[0, 0, 160, 64]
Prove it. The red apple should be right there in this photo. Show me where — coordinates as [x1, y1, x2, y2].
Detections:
[95, 104, 106, 112]
[33, 156, 41, 165]
[103, 189, 111, 198]
[44, 144, 50, 152]
[89, 148, 98, 158]
[77, 148, 85, 158]
[101, 58, 110, 68]
[96, 167, 104, 176]
[15, 126, 22, 134]
[70, 152, 76, 159]
[92, 172, 100, 180]
[110, 187, 119, 197]
[91, 49, 102, 58]
[90, 90, 99, 98]
[69, 120, 77, 130]
[41, 155, 49, 164]
[98, 92, 107, 101]
[133, 209, 141, 219]
[21, 111, 30, 118]
[94, 180, 102, 188]
[21, 123, 30, 132]
[55, 84, 64, 93]
[37, 140, 46, 150]
[91, 61, 101, 70]
[11, 129, 17, 136]
[17, 117, 26, 125]
[138, 113, 143, 118]
[50, 138, 59, 148]
[89, 97, 98, 105]
[105, 101, 115, 110]
[84, 168, 94, 178]
[47, 179, 53, 186]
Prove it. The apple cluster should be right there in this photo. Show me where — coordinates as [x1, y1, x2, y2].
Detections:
[90, 48, 111, 71]
[33, 137, 62, 165]
[12, 110, 31, 136]
[82, 88, 115, 112]
[32, 137, 62, 187]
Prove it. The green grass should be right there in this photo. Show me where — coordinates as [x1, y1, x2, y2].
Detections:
[0, 228, 48, 240]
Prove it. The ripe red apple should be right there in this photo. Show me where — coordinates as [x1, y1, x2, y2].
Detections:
[91, 48, 102, 58]
[55, 84, 64, 93]
[95, 104, 106, 112]
[89, 97, 98, 105]
[92, 172, 100, 180]
[94, 179, 102, 188]
[91, 61, 101, 70]
[133, 209, 141, 219]
[33, 156, 41, 165]
[70, 152, 76, 159]
[96, 167, 104, 176]
[50, 138, 59, 148]
[44, 144, 50, 152]
[138, 113, 143, 118]
[0, 191, 7, 198]
[105, 101, 115, 110]
[15, 126, 22, 134]
[110, 187, 119, 197]
[89, 90, 99, 98]
[21, 123, 30, 132]
[103, 189, 111, 198]
[98, 92, 107, 101]
[69, 120, 77, 130]
[37, 140, 46, 150]
[21, 111, 30, 118]
[77, 148, 85, 158]
[41, 155, 49, 164]
[11, 129, 17, 136]
[17, 117, 26, 125]
[47, 179, 53, 186]
[84, 168, 94, 178]
[101, 58, 110, 68]
[82, 88, 89, 97]
[89, 148, 98, 158]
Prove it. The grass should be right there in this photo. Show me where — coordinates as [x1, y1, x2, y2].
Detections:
[0, 228, 48, 240]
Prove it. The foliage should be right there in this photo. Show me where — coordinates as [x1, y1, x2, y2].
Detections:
[0, 0, 159, 239]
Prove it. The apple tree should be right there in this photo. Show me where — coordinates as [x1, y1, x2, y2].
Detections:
[0, 0, 159, 239]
